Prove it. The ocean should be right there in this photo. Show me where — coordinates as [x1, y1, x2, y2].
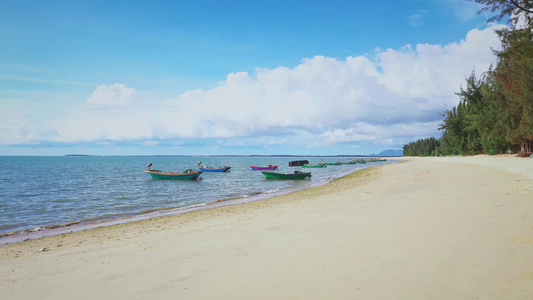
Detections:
[0, 156, 395, 241]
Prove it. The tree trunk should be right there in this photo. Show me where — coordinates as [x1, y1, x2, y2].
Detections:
[520, 139, 533, 156]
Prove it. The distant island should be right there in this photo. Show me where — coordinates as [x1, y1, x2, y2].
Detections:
[373, 149, 404, 157]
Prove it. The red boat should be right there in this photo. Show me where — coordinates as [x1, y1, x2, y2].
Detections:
[249, 165, 278, 170]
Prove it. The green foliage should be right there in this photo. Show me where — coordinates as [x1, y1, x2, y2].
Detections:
[494, 27, 533, 149]
[403, 137, 440, 156]
[472, 0, 533, 28]
[403, 1, 533, 156]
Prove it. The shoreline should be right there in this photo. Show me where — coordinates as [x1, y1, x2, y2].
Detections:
[0, 162, 387, 245]
[2, 155, 532, 299]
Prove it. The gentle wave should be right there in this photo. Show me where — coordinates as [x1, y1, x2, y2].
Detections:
[0, 156, 396, 240]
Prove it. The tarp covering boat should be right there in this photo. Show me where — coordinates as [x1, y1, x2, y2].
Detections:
[288, 160, 309, 167]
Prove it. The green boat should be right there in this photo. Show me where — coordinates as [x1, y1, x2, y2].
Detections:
[261, 170, 311, 180]
[320, 159, 340, 166]
[302, 164, 326, 168]
[365, 158, 387, 162]
[144, 163, 203, 180]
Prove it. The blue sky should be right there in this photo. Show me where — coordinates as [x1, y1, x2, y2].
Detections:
[1, 0, 504, 156]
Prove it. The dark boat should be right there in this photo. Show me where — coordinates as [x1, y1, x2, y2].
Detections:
[288, 160, 309, 167]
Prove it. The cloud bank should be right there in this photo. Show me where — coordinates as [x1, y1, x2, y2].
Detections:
[1, 25, 504, 154]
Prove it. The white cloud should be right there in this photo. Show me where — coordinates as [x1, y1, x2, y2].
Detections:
[0, 25, 505, 153]
[86, 83, 152, 109]
[408, 13, 426, 26]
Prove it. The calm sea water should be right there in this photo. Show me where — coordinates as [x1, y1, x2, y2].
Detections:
[0, 156, 394, 237]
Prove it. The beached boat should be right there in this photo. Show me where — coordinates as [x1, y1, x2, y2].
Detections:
[144, 164, 203, 180]
[302, 164, 326, 168]
[249, 165, 278, 170]
[198, 166, 231, 172]
[261, 170, 312, 180]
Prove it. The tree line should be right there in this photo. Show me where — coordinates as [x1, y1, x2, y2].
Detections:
[404, 0, 533, 157]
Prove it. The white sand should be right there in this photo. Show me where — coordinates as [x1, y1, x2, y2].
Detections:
[1, 155, 532, 299]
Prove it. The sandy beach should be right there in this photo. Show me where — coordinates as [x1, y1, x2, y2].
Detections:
[1, 155, 532, 299]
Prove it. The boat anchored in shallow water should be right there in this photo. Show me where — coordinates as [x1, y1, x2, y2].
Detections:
[261, 170, 311, 180]
[249, 165, 278, 170]
[197, 161, 231, 172]
[302, 163, 326, 168]
[260, 160, 312, 180]
[144, 163, 203, 180]
[198, 166, 231, 172]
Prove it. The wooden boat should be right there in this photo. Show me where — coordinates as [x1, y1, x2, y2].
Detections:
[365, 158, 387, 162]
[342, 159, 359, 164]
[144, 164, 203, 180]
[323, 162, 341, 165]
[198, 166, 231, 172]
[249, 165, 278, 170]
[302, 164, 326, 168]
[320, 159, 340, 166]
[288, 160, 309, 167]
[261, 170, 311, 180]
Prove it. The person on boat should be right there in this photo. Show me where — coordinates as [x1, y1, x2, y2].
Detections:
[147, 163, 152, 170]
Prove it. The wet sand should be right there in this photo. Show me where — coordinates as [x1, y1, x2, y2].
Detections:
[1, 155, 532, 299]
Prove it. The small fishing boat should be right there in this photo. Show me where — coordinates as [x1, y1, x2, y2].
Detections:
[249, 165, 278, 170]
[144, 163, 203, 180]
[198, 166, 231, 172]
[302, 164, 326, 168]
[288, 160, 309, 167]
[261, 170, 311, 180]
[365, 158, 387, 162]
[319, 159, 339, 166]
[322, 162, 341, 165]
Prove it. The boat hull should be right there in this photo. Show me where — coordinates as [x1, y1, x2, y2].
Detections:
[249, 165, 278, 170]
[261, 170, 311, 180]
[302, 164, 326, 168]
[199, 166, 231, 172]
[145, 170, 203, 180]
